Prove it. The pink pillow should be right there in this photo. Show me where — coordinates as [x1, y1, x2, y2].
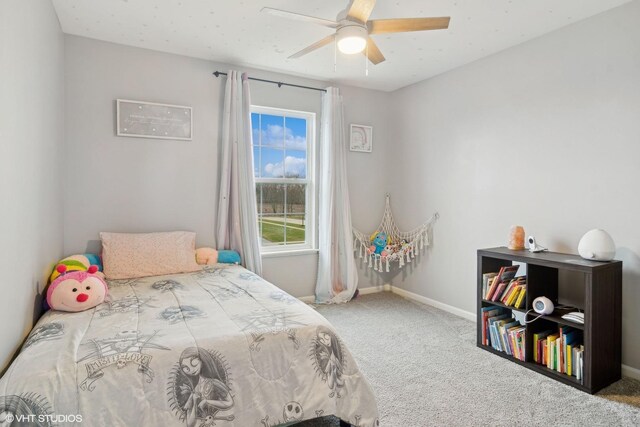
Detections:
[100, 231, 201, 279]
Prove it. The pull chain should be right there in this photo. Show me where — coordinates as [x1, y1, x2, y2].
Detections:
[365, 42, 369, 76]
[334, 37, 337, 73]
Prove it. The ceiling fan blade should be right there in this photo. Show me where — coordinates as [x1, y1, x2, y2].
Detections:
[367, 17, 450, 34]
[347, 0, 377, 24]
[364, 37, 385, 65]
[289, 34, 336, 59]
[261, 7, 338, 28]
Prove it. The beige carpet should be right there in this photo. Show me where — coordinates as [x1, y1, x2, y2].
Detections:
[299, 292, 640, 427]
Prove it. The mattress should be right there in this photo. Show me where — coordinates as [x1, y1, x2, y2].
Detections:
[0, 264, 378, 426]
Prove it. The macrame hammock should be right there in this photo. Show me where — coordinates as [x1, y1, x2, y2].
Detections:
[353, 195, 439, 273]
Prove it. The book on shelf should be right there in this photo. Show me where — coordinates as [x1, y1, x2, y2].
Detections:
[514, 327, 526, 361]
[481, 306, 503, 346]
[546, 334, 559, 370]
[482, 272, 497, 299]
[488, 314, 511, 351]
[514, 285, 526, 308]
[500, 279, 522, 304]
[533, 326, 584, 381]
[502, 282, 520, 305]
[485, 266, 519, 301]
[533, 330, 553, 363]
[483, 268, 526, 309]
[576, 347, 584, 383]
[481, 309, 525, 360]
[481, 308, 506, 346]
[492, 281, 508, 302]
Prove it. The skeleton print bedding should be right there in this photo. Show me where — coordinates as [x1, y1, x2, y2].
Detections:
[0, 265, 378, 427]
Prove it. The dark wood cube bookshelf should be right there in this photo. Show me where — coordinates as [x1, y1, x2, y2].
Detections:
[477, 247, 622, 394]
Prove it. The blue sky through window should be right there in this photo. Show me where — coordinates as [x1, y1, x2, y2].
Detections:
[252, 112, 307, 178]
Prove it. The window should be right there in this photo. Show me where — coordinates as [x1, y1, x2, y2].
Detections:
[251, 106, 316, 253]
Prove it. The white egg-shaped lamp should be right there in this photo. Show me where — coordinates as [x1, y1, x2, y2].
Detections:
[578, 229, 616, 261]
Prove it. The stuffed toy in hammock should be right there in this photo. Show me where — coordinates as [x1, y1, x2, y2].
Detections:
[353, 195, 438, 273]
[368, 232, 389, 256]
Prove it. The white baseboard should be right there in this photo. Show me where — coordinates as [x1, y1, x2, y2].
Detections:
[622, 363, 640, 381]
[297, 285, 389, 304]
[389, 286, 476, 322]
[359, 284, 391, 294]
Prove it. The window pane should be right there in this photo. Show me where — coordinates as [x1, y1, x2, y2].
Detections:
[260, 114, 285, 148]
[260, 214, 285, 246]
[258, 183, 286, 246]
[251, 113, 260, 145]
[256, 185, 262, 241]
[259, 183, 285, 214]
[285, 215, 305, 244]
[253, 146, 260, 177]
[284, 150, 306, 178]
[286, 184, 306, 244]
[284, 117, 307, 151]
[260, 147, 285, 178]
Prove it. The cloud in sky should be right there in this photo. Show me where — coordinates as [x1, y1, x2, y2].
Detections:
[254, 124, 306, 151]
[264, 156, 306, 178]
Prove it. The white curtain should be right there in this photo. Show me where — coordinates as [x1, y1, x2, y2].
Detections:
[315, 87, 358, 303]
[216, 71, 262, 275]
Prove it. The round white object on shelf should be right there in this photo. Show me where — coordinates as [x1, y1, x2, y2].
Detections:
[578, 229, 616, 261]
[533, 296, 554, 315]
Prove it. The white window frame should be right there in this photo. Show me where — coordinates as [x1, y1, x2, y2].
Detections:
[251, 105, 317, 254]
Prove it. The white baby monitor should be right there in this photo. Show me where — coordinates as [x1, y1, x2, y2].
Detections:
[528, 236, 546, 253]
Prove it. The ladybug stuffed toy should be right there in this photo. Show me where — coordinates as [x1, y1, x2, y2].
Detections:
[46, 264, 108, 312]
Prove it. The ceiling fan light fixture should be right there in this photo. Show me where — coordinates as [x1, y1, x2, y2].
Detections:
[336, 24, 368, 54]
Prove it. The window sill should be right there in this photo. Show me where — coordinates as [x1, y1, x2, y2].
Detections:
[261, 248, 319, 258]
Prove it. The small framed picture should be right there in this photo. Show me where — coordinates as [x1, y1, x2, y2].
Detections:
[350, 124, 373, 153]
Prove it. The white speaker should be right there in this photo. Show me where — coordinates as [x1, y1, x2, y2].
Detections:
[533, 296, 554, 315]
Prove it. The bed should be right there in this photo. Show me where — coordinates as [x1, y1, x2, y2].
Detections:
[0, 264, 379, 426]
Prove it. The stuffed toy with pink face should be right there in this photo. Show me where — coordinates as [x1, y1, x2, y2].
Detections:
[46, 264, 108, 312]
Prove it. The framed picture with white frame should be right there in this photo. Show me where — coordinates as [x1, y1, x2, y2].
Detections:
[350, 124, 373, 153]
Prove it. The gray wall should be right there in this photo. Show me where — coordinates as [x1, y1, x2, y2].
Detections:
[0, 1, 64, 372]
[63, 36, 391, 298]
[388, 1, 640, 371]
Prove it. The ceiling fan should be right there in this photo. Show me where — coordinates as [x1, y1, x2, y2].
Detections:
[262, 0, 450, 65]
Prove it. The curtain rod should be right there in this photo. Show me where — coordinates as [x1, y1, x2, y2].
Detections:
[213, 71, 326, 93]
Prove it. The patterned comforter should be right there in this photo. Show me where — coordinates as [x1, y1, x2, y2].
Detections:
[0, 265, 378, 426]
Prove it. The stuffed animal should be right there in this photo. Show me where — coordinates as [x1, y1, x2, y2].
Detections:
[383, 244, 397, 260]
[196, 247, 219, 265]
[49, 254, 104, 283]
[368, 232, 389, 256]
[47, 264, 108, 312]
[84, 253, 103, 271]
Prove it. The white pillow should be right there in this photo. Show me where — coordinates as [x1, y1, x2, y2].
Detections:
[100, 231, 201, 279]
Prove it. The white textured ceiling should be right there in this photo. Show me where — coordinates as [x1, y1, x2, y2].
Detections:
[52, 0, 631, 91]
